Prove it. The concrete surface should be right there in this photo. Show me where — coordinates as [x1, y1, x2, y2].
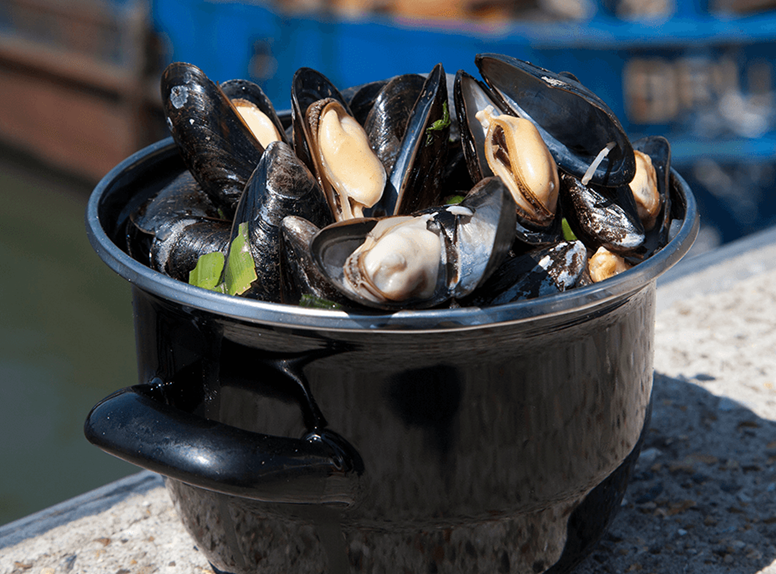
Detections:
[3, 227, 776, 574]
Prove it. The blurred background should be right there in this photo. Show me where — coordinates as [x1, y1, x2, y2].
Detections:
[1, 0, 775, 527]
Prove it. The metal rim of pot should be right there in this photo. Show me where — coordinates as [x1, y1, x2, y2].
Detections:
[85, 137, 700, 333]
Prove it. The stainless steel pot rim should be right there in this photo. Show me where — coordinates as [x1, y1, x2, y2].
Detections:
[86, 137, 700, 332]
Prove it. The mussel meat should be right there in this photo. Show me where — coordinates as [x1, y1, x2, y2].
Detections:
[311, 176, 516, 310]
[475, 105, 560, 228]
[221, 78, 288, 148]
[305, 98, 387, 221]
[475, 53, 636, 188]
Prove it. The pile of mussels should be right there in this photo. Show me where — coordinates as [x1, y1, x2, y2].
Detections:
[128, 53, 680, 311]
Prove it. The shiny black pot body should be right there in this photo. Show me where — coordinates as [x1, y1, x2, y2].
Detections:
[85, 138, 698, 574]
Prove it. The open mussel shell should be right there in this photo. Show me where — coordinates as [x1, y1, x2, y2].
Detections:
[559, 173, 646, 255]
[161, 62, 265, 217]
[227, 140, 334, 302]
[363, 73, 426, 176]
[475, 53, 636, 188]
[280, 216, 352, 307]
[368, 63, 450, 218]
[633, 136, 672, 254]
[311, 176, 515, 310]
[453, 69, 501, 184]
[220, 78, 288, 147]
[462, 240, 588, 307]
[292, 68, 389, 222]
[291, 67, 352, 175]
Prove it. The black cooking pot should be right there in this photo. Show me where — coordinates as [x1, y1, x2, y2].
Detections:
[84, 137, 698, 574]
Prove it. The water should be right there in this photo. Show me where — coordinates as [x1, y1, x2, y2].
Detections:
[0, 151, 138, 527]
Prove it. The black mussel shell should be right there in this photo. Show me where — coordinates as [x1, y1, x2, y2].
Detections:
[475, 53, 636, 188]
[513, 210, 563, 249]
[462, 240, 588, 307]
[453, 69, 503, 184]
[227, 140, 334, 302]
[130, 171, 222, 233]
[439, 138, 475, 197]
[161, 62, 265, 217]
[342, 78, 390, 126]
[220, 78, 289, 146]
[311, 176, 515, 310]
[152, 218, 231, 282]
[560, 173, 646, 255]
[450, 177, 517, 297]
[291, 67, 352, 175]
[127, 170, 225, 266]
[363, 73, 426, 176]
[633, 136, 672, 255]
[368, 63, 450, 218]
[280, 216, 351, 308]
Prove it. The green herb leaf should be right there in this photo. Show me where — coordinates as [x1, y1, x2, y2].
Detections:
[425, 100, 450, 146]
[444, 194, 466, 205]
[189, 251, 226, 292]
[299, 294, 343, 310]
[224, 222, 258, 296]
[562, 218, 578, 242]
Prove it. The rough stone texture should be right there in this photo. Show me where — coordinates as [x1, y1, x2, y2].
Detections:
[0, 482, 211, 573]
[3, 233, 776, 574]
[575, 239, 776, 574]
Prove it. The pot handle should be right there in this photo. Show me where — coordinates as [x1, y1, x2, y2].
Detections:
[84, 381, 363, 506]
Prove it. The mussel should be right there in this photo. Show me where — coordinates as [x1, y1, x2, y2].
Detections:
[588, 246, 631, 283]
[127, 170, 231, 282]
[632, 136, 672, 255]
[454, 69, 563, 247]
[137, 54, 682, 310]
[161, 62, 266, 217]
[224, 141, 334, 301]
[306, 98, 387, 221]
[463, 240, 588, 306]
[291, 68, 387, 221]
[475, 53, 636, 188]
[559, 173, 646, 255]
[220, 78, 288, 148]
[368, 63, 451, 218]
[311, 177, 516, 310]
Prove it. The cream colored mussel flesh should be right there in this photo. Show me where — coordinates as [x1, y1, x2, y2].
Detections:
[629, 150, 662, 231]
[343, 215, 443, 303]
[232, 99, 284, 149]
[476, 105, 559, 226]
[311, 99, 387, 221]
[588, 246, 631, 283]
